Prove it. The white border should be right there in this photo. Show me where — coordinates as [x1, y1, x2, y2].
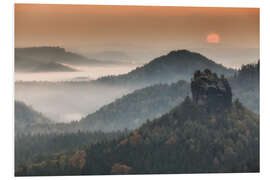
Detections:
[1, 0, 269, 180]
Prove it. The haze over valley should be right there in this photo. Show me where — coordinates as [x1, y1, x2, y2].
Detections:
[15, 48, 258, 123]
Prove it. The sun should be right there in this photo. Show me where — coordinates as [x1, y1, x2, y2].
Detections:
[207, 33, 220, 43]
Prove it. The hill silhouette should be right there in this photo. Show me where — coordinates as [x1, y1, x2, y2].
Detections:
[96, 50, 235, 87]
[31, 62, 77, 72]
[15, 46, 108, 72]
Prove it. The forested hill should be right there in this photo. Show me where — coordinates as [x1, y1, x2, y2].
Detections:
[230, 61, 259, 113]
[15, 101, 52, 135]
[96, 50, 235, 87]
[81, 97, 259, 175]
[79, 80, 190, 132]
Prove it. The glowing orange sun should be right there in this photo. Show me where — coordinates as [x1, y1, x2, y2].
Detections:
[207, 33, 220, 43]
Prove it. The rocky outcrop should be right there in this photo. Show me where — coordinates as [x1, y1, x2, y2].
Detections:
[191, 69, 232, 112]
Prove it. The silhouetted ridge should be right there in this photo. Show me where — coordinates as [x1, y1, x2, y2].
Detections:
[167, 49, 192, 56]
[15, 46, 108, 72]
[96, 49, 235, 86]
[16, 46, 66, 54]
[32, 62, 77, 72]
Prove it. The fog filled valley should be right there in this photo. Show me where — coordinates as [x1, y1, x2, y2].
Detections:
[15, 47, 236, 122]
[15, 48, 258, 124]
[15, 81, 133, 122]
[15, 47, 259, 176]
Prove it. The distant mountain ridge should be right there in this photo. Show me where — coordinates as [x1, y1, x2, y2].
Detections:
[96, 50, 235, 87]
[15, 46, 113, 72]
[31, 62, 77, 72]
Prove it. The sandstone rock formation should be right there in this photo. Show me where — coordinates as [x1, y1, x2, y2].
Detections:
[191, 69, 232, 112]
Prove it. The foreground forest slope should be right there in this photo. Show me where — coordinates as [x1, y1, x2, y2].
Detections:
[15, 130, 128, 174]
[16, 98, 259, 176]
[82, 98, 259, 174]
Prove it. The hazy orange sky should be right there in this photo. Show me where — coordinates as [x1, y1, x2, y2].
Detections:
[15, 4, 260, 67]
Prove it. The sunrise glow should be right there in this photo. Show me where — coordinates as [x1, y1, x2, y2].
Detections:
[207, 33, 220, 43]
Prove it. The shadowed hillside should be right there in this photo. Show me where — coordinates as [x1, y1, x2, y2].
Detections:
[15, 101, 52, 135]
[96, 50, 235, 87]
[230, 61, 259, 113]
[79, 80, 190, 132]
